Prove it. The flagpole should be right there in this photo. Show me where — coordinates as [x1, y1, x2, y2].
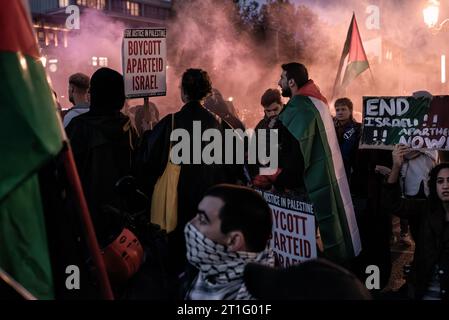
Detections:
[20, 0, 113, 300]
[332, 12, 372, 99]
[53, 90, 113, 300]
[62, 143, 114, 300]
[0, 267, 37, 300]
[332, 13, 356, 100]
[369, 67, 376, 91]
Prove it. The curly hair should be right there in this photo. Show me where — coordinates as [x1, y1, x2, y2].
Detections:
[181, 68, 212, 101]
[261, 89, 282, 108]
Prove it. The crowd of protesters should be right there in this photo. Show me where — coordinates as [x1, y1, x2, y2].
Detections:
[32, 61, 449, 301]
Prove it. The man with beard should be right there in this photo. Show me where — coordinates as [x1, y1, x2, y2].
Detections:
[275, 62, 361, 264]
[63, 73, 90, 127]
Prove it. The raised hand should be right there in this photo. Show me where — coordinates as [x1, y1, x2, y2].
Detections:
[392, 144, 410, 168]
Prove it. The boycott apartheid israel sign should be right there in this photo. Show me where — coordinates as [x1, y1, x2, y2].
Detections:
[122, 28, 166, 98]
[256, 190, 316, 267]
[361, 96, 449, 150]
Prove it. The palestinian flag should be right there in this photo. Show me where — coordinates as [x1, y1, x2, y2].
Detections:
[0, 1, 64, 299]
[279, 81, 361, 262]
[332, 13, 371, 99]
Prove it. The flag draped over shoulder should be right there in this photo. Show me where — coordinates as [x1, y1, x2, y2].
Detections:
[332, 13, 370, 99]
[279, 80, 361, 262]
[0, 1, 64, 299]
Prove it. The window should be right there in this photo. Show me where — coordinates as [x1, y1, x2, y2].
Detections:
[99, 57, 108, 67]
[63, 31, 68, 48]
[92, 56, 98, 66]
[59, 0, 69, 7]
[37, 31, 45, 42]
[76, 0, 106, 10]
[48, 59, 58, 73]
[126, 1, 139, 16]
[47, 32, 55, 47]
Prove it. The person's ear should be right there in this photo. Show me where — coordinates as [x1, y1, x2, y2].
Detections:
[226, 231, 246, 252]
[181, 89, 189, 103]
[288, 79, 295, 88]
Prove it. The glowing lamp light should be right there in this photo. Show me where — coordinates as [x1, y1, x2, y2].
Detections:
[442, 54, 446, 84]
[423, 0, 440, 28]
[19, 55, 28, 71]
[49, 64, 58, 73]
[228, 97, 234, 102]
[40, 56, 47, 67]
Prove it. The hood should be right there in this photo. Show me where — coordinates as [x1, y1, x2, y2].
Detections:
[297, 80, 328, 105]
[89, 67, 125, 114]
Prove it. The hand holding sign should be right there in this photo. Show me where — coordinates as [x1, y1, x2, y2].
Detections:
[391, 144, 409, 168]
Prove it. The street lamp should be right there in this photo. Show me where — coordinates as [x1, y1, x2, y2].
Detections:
[423, 1, 448, 85]
[423, 0, 449, 32]
[423, 0, 440, 28]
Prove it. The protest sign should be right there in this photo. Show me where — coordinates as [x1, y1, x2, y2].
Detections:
[256, 190, 316, 267]
[122, 28, 166, 98]
[361, 95, 449, 150]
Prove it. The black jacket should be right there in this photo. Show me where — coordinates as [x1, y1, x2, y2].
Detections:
[135, 101, 243, 274]
[382, 182, 449, 299]
[334, 119, 361, 180]
[66, 110, 136, 246]
[251, 113, 304, 193]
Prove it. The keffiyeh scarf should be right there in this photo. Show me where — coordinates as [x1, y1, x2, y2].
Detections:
[184, 222, 274, 300]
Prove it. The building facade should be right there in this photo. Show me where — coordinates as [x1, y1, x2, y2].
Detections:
[30, 0, 172, 52]
[29, 0, 172, 107]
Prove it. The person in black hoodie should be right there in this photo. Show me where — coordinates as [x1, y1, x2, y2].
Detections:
[66, 67, 137, 247]
[135, 68, 243, 276]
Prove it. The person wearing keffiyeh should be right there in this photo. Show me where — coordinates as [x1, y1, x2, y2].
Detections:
[181, 184, 274, 300]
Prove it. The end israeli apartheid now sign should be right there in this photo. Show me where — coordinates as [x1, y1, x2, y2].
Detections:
[361, 96, 449, 150]
[122, 28, 167, 98]
[256, 190, 316, 267]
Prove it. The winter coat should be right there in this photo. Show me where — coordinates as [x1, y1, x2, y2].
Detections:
[334, 119, 361, 180]
[382, 182, 449, 299]
[134, 100, 244, 275]
[66, 110, 137, 246]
